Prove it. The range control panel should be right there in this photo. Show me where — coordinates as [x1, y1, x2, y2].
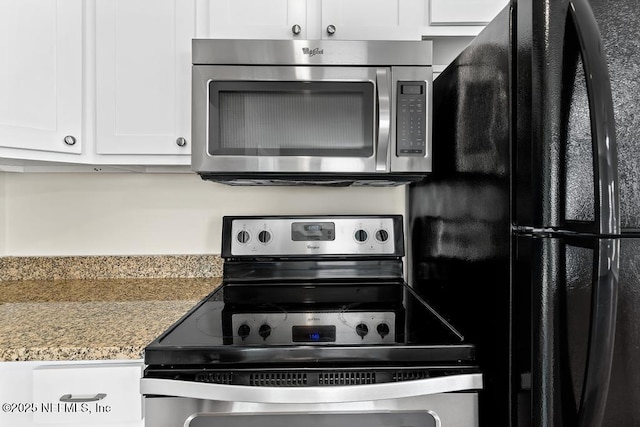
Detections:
[231, 311, 396, 345]
[223, 216, 403, 257]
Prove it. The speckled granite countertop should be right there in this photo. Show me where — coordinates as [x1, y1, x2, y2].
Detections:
[0, 278, 220, 362]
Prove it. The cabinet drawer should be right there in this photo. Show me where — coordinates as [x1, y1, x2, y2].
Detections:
[32, 362, 143, 425]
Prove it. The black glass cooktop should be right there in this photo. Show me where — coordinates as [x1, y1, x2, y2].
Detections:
[144, 281, 476, 367]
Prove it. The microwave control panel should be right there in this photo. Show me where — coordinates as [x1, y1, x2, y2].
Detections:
[396, 81, 427, 157]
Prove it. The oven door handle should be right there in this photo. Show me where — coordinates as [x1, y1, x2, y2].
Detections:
[375, 68, 391, 172]
[141, 373, 481, 404]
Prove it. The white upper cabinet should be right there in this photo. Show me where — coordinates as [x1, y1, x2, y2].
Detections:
[205, 0, 423, 41]
[0, 0, 503, 168]
[206, 0, 308, 39]
[422, 0, 509, 36]
[320, 0, 423, 40]
[430, 0, 507, 24]
[95, 0, 193, 157]
[0, 0, 83, 156]
[204, 0, 507, 41]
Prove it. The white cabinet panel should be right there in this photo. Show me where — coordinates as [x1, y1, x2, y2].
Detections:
[207, 0, 307, 39]
[33, 362, 143, 425]
[0, 362, 37, 426]
[0, 0, 499, 166]
[321, 0, 423, 40]
[95, 0, 193, 156]
[430, 0, 507, 25]
[206, 0, 423, 41]
[0, 0, 82, 155]
[420, 0, 507, 36]
[0, 361, 143, 427]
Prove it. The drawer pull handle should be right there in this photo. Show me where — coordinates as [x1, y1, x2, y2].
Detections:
[59, 393, 107, 403]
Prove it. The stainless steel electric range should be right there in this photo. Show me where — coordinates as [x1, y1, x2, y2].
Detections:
[141, 215, 482, 427]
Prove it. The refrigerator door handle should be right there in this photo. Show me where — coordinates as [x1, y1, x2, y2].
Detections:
[568, 1, 621, 425]
[578, 238, 619, 427]
[568, 0, 620, 236]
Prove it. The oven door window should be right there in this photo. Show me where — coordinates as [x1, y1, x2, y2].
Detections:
[187, 412, 436, 427]
[208, 81, 375, 157]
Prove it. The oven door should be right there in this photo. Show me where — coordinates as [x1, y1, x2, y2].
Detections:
[192, 65, 397, 176]
[185, 412, 439, 427]
[141, 373, 481, 427]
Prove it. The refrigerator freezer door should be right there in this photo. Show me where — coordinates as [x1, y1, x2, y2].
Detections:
[602, 238, 640, 425]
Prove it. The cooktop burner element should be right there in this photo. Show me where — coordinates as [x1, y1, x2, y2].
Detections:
[144, 215, 476, 372]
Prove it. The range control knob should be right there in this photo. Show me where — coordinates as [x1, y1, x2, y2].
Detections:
[355, 323, 369, 339]
[376, 323, 390, 338]
[237, 230, 250, 244]
[238, 324, 251, 340]
[354, 229, 368, 242]
[375, 229, 389, 242]
[258, 230, 272, 244]
[258, 324, 272, 340]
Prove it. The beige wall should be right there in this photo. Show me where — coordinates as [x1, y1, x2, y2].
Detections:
[2, 173, 405, 256]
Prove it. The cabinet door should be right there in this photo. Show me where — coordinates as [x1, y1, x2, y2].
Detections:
[95, 0, 193, 156]
[0, 0, 82, 155]
[0, 362, 38, 427]
[206, 0, 307, 39]
[430, 0, 507, 25]
[33, 362, 143, 425]
[320, 0, 423, 40]
[422, 0, 508, 36]
[0, 361, 143, 427]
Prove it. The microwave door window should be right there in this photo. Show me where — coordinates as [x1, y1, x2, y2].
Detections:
[208, 81, 374, 157]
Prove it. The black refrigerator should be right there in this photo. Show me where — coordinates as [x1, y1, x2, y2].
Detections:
[408, 0, 640, 425]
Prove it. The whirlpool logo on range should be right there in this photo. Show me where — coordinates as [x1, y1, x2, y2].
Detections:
[302, 47, 324, 57]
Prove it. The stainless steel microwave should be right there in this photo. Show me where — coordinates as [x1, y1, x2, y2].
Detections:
[191, 39, 432, 186]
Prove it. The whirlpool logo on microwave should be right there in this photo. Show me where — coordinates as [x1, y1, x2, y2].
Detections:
[302, 47, 324, 57]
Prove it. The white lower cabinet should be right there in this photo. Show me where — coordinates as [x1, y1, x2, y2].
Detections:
[0, 360, 144, 427]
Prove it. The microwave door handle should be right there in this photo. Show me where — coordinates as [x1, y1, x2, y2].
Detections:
[376, 68, 391, 171]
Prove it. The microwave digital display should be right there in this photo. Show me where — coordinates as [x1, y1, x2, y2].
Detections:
[291, 222, 335, 241]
